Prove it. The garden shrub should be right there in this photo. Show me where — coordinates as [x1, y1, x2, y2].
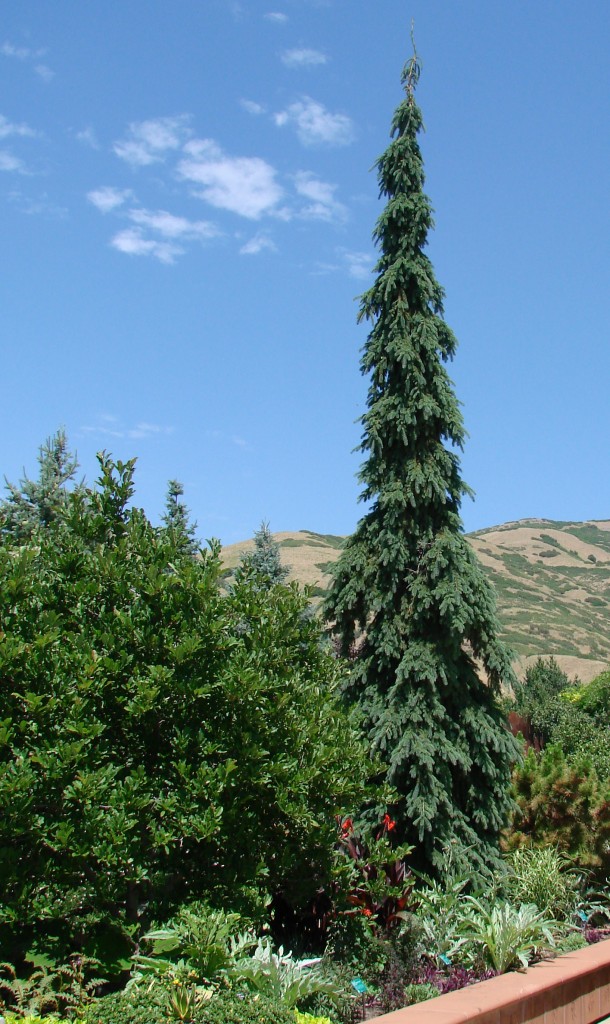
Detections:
[88, 989, 297, 1024]
[505, 745, 610, 878]
[84, 987, 168, 1024]
[0, 442, 376, 965]
[195, 992, 296, 1024]
[504, 847, 581, 920]
[298, 963, 357, 1024]
[323, 913, 388, 987]
[511, 657, 574, 744]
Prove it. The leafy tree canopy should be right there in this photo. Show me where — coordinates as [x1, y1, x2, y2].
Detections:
[0, 439, 375, 964]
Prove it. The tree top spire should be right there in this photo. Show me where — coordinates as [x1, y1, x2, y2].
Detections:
[402, 22, 421, 98]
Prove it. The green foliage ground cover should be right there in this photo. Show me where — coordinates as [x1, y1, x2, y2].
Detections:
[3, 837, 604, 1024]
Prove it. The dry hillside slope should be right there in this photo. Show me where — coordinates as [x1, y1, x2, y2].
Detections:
[222, 519, 610, 683]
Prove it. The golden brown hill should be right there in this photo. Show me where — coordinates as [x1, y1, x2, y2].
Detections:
[222, 520, 610, 683]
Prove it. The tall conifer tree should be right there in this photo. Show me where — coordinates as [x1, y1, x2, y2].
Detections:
[325, 51, 518, 876]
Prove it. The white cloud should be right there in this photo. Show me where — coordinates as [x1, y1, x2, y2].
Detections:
[114, 115, 191, 166]
[274, 97, 354, 146]
[0, 114, 37, 140]
[129, 207, 218, 240]
[295, 171, 346, 222]
[239, 233, 277, 256]
[341, 249, 372, 280]
[8, 188, 66, 217]
[206, 428, 252, 451]
[311, 249, 373, 280]
[76, 126, 100, 149]
[110, 227, 183, 264]
[87, 186, 133, 213]
[81, 416, 174, 441]
[265, 12, 288, 23]
[1, 42, 34, 60]
[34, 64, 54, 83]
[128, 421, 173, 440]
[281, 48, 327, 69]
[241, 99, 266, 116]
[178, 139, 283, 219]
[1, 42, 53, 80]
[0, 150, 26, 173]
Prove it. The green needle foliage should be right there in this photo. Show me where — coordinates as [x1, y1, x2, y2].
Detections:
[324, 52, 518, 877]
[160, 480, 199, 559]
[2, 429, 81, 542]
[238, 522, 289, 588]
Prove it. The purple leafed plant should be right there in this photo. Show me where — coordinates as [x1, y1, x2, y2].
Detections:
[417, 963, 497, 994]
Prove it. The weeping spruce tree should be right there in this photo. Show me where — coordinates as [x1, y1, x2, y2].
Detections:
[325, 52, 518, 877]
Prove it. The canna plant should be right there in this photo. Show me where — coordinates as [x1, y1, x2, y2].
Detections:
[336, 815, 415, 935]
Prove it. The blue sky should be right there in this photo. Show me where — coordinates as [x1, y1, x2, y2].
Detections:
[2, 1, 609, 544]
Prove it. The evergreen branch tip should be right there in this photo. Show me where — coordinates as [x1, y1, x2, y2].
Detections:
[402, 20, 421, 98]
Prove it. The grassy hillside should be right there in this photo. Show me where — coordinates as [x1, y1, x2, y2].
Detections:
[222, 519, 610, 683]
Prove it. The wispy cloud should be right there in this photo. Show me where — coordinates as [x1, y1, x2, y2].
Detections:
[0, 116, 40, 177]
[1, 42, 38, 60]
[240, 99, 266, 116]
[0, 151, 27, 173]
[8, 188, 67, 217]
[206, 428, 252, 451]
[311, 249, 372, 280]
[178, 139, 283, 219]
[1, 41, 54, 81]
[239, 232, 277, 256]
[81, 415, 174, 441]
[114, 115, 191, 166]
[34, 64, 54, 83]
[274, 97, 354, 146]
[87, 186, 133, 213]
[281, 48, 327, 69]
[295, 171, 346, 222]
[265, 12, 288, 23]
[88, 180, 219, 262]
[129, 207, 218, 241]
[110, 227, 183, 264]
[341, 249, 372, 280]
[76, 126, 100, 149]
[0, 114, 37, 140]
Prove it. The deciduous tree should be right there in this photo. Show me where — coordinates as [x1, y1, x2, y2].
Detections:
[0, 445, 373, 964]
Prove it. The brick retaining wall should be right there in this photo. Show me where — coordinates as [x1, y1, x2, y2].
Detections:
[374, 939, 610, 1024]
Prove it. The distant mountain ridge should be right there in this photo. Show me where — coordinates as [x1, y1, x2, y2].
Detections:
[222, 519, 610, 683]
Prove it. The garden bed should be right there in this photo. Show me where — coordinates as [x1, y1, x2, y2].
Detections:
[370, 937, 610, 1024]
